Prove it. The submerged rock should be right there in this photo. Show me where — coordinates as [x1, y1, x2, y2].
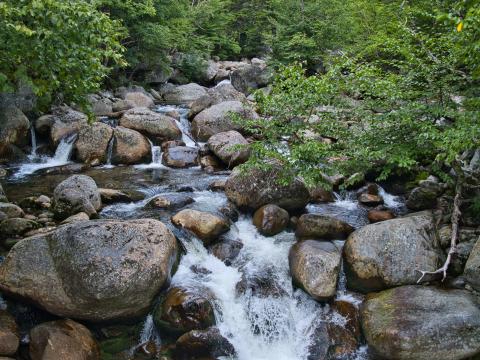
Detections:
[98, 188, 132, 204]
[361, 285, 480, 360]
[191, 101, 258, 142]
[344, 212, 442, 292]
[52, 175, 102, 219]
[153, 286, 216, 335]
[207, 130, 250, 168]
[253, 204, 289, 236]
[296, 214, 354, 240]
[225, 164, 310, 212]
[209, 238, 243, 266]
[174, 327, 235, 360]
[289, 241, 341, 301]
[0, 310, 19, 356]
[171, 209, 230, 245]
[146, 194, 194, 210]
[29, 319, 100, 360]
[0, 219, 178, 322]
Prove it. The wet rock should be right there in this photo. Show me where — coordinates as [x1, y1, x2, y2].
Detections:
[231, 63, 272, 95]
[236, 269, 286, 298]
[45, 106, 88, 146]
[37, 163, 90, 176]
[146, 194, 194, 210]
[253, 204, 289, 236]
[344, 212, 442, 293]
[218, 202, 239, 222]
[124, 92, 155, 108]
[309, 187, 335, 203]
[75, 123, 113, 165]
[307, 321, 359, 360]
[367, 209, 395, 223]
[199, 155, 224, 173]
[0, 203, 24, 219]
[19, 195, 51, 211]
[191, 101, 258, 142]
[0, 218, 39, 238]
[162, 83, 208, 104]
[153, 287, 215, 335]
[289, 241, 341, 301]
[207, 130, 250, 168]
[0, 310, 19, 356]
[208, 179, 226, 192]
[174, 327, 235, 360]
[171, 209, 230, 245]
[225, 164, 310, 212]
[406, 181, 445, 211]
[162, 146, 199, 168]
[60, 212, 90, 224]
[29, 319, 100, 360]
[0, 219, 178, 322]
[99, 188, 132, 204]
[209, 238, 243, 265]
[333, 300, 362, 341]
[52, 175, 102, 219]
[112, 126, 151, 165]
[361, 285, 480, 360]
[0, 106, 30, 161]
[464, 236, 480, 291]
[357, 193, 383, 206]
[161, 140, 185, 151]
[296, 214, 354, 240]
[119, 108, 181, 143]
[112, 99, 136, 112]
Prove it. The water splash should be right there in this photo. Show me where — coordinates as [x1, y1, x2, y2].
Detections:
[134, 139, 168, 170]
[12, 133, 77, 179]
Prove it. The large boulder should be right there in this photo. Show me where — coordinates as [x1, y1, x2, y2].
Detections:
[162, 146, 199, 168]
[75, 123, 113, 165]
[344, 212, 443, 292]
[189, 82, 247, 117]
[0, 219, 178, 322]
[0, 203, 24, 219]
[171, 209, 230, 245]
[361, 285, 480, 360]
[39, 106, 88, 147]
[0, 106, 30, 161]
[0, 310, 19, 356]
[406, 181, 445, 211]
[119, 107, 181, 143]
[191, 101, 258, 142]
[111, 126, 151, 165]
[231, 63, 272, 95]
[163, 83, 208, 104]
[253, 204, 289, 236]
[29, 319, 100, 360]
[296, 214, 354, 240]
[207, 130, 250, 168]
[464, 236, 480, 291]
[124, 92, 154, 108]
[153, 286, 215, 335]
[225, 164, 310, 212]
[289, 241, 341, 301]
[174, 327, 235, 360]
[52, 175, 101, 219]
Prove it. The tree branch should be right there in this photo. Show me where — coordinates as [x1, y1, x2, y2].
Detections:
[417, 161, 463, 283]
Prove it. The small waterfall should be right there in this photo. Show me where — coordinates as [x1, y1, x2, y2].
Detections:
[104, 136, 115, 168]
[53, 133, 77, 162]
[156, 105, 196, 147]
[134, 139, 167, 169]
[29, 125, 38, 157]
[12, 133, 77, 179]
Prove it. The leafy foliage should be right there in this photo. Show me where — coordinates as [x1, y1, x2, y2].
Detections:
[0, 0, 125, 110]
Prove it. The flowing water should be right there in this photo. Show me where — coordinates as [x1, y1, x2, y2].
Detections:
[11, 132, 77, 180]
[3, 103, 409, 360]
